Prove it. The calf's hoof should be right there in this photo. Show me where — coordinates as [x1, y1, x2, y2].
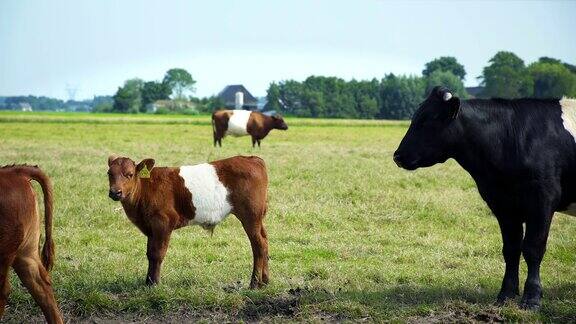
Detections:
[145, 277, 159, 286]
[249, 280, 267, 289]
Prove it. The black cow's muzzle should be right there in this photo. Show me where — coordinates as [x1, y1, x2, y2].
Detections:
[393, 152, 418, 170]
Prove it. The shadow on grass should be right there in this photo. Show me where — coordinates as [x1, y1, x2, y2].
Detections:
[240, 283, 575, 322]
[5, 280, 574, 322]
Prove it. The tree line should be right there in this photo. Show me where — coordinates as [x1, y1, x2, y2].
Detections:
[265, 52, 576, 119]
[2, 51, 574, 119]
[98, 68, 223, 114]
[0, 95, 112, 112]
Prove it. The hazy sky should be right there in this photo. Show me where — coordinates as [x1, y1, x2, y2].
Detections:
[1, 0, 575, 100]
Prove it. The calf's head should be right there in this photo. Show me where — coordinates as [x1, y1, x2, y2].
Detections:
[393, 86, 461, 170]
[107, 155, 155, 201]
[272, 115, 289, 130]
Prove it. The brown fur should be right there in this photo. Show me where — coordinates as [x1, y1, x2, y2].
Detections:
[212, 110, 288, 147]
[107, 155, 270, 288]
[0, 165, 63, 324]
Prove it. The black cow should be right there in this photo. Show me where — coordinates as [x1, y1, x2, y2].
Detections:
[394, 86, 576, 310]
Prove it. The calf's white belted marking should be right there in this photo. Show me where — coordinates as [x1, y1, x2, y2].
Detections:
[179, 163, 233, 227]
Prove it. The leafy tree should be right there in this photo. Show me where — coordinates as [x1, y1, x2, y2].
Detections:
[1, 96, 65, 111]
[141, 81, 172, 111]
[479, 51, 533, 98]
[425, 70, 468, 99]
[113, 78, 144, 113]
[539, 57, 576, 74]
[277, 80, 304, 116]
[265, 82, 282, 111]
[379, 74, 425, 119]
[423, 56, 466, 80]
[528, 62, 576, 98]
[194, 96, 225, 113]
[357, 95, 378, 119]
[302, 89, 325, 117]
[163, 68, 196, 100]
[92, 102, 113, 113]
[350, 78, 380, 119]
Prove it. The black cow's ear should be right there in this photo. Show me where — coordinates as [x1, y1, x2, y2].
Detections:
[447, 97, 460, 119]
[136, 159, 155, 174]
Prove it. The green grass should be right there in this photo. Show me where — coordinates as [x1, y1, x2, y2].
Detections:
[0, 113, 574, 322]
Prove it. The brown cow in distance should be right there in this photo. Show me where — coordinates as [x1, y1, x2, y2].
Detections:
[212, 109, 288, 147]
[107, 155, 270, 288]
[0, 165, 63, 324]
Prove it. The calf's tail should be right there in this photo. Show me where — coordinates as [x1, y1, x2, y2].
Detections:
[20, 166, 55, 271]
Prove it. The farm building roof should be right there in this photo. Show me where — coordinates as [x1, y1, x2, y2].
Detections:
[218, 85, 258, 106]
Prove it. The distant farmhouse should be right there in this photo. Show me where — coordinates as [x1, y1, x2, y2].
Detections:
[218, 85, 258, 110]
[19, 102, 32, 111]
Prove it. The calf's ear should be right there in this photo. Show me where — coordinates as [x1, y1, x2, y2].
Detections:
[108, 154, 120, 166]
[136, 159, 155, 172]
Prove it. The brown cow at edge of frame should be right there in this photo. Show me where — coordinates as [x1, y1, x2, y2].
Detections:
[212, 109, 288, 147]
[106, 155, 270, 289]
[0, 165, 63, 324]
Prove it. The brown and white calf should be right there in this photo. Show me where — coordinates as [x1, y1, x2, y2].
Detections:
[0, 165, 63, 324]
[212, 109, 288, 147]
[107, 155, 270, 288]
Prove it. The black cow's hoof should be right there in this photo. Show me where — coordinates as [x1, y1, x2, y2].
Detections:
[496, 289, 519, 305]
[520, 286, 542, 311]
[495, 297, 514, 306]
[520, 300, 541, 311]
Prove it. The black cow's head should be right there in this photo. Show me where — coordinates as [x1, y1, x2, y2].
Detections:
[393, 86, 461, 170]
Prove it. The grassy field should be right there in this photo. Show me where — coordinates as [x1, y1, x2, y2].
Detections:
[0, 112, 574, 322]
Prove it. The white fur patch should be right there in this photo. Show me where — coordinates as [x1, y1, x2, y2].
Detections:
[560, 97, 576, 142]
[226, 110, 251, 137]
[179, 164, 232, 227]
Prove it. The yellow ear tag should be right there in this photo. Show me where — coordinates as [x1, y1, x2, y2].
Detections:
[138, 165, 151, 179]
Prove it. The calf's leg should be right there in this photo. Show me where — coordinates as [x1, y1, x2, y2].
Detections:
[0, 262, 12, 319]
[241, 219, 268, 289]
[146, 230, 171, 286]
[13, 254, 63, 324]
[496, 218, 523, 304]
[260, 226, 270, 284]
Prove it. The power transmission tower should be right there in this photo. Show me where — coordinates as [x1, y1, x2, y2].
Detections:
[65, 84, 79, 101]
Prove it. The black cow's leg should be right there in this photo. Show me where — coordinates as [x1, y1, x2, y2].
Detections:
[257, 139, 261, 147]
[520, 212, 553, 310]
[496, 218, 523, 304]
[251, 137, 256, 148]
